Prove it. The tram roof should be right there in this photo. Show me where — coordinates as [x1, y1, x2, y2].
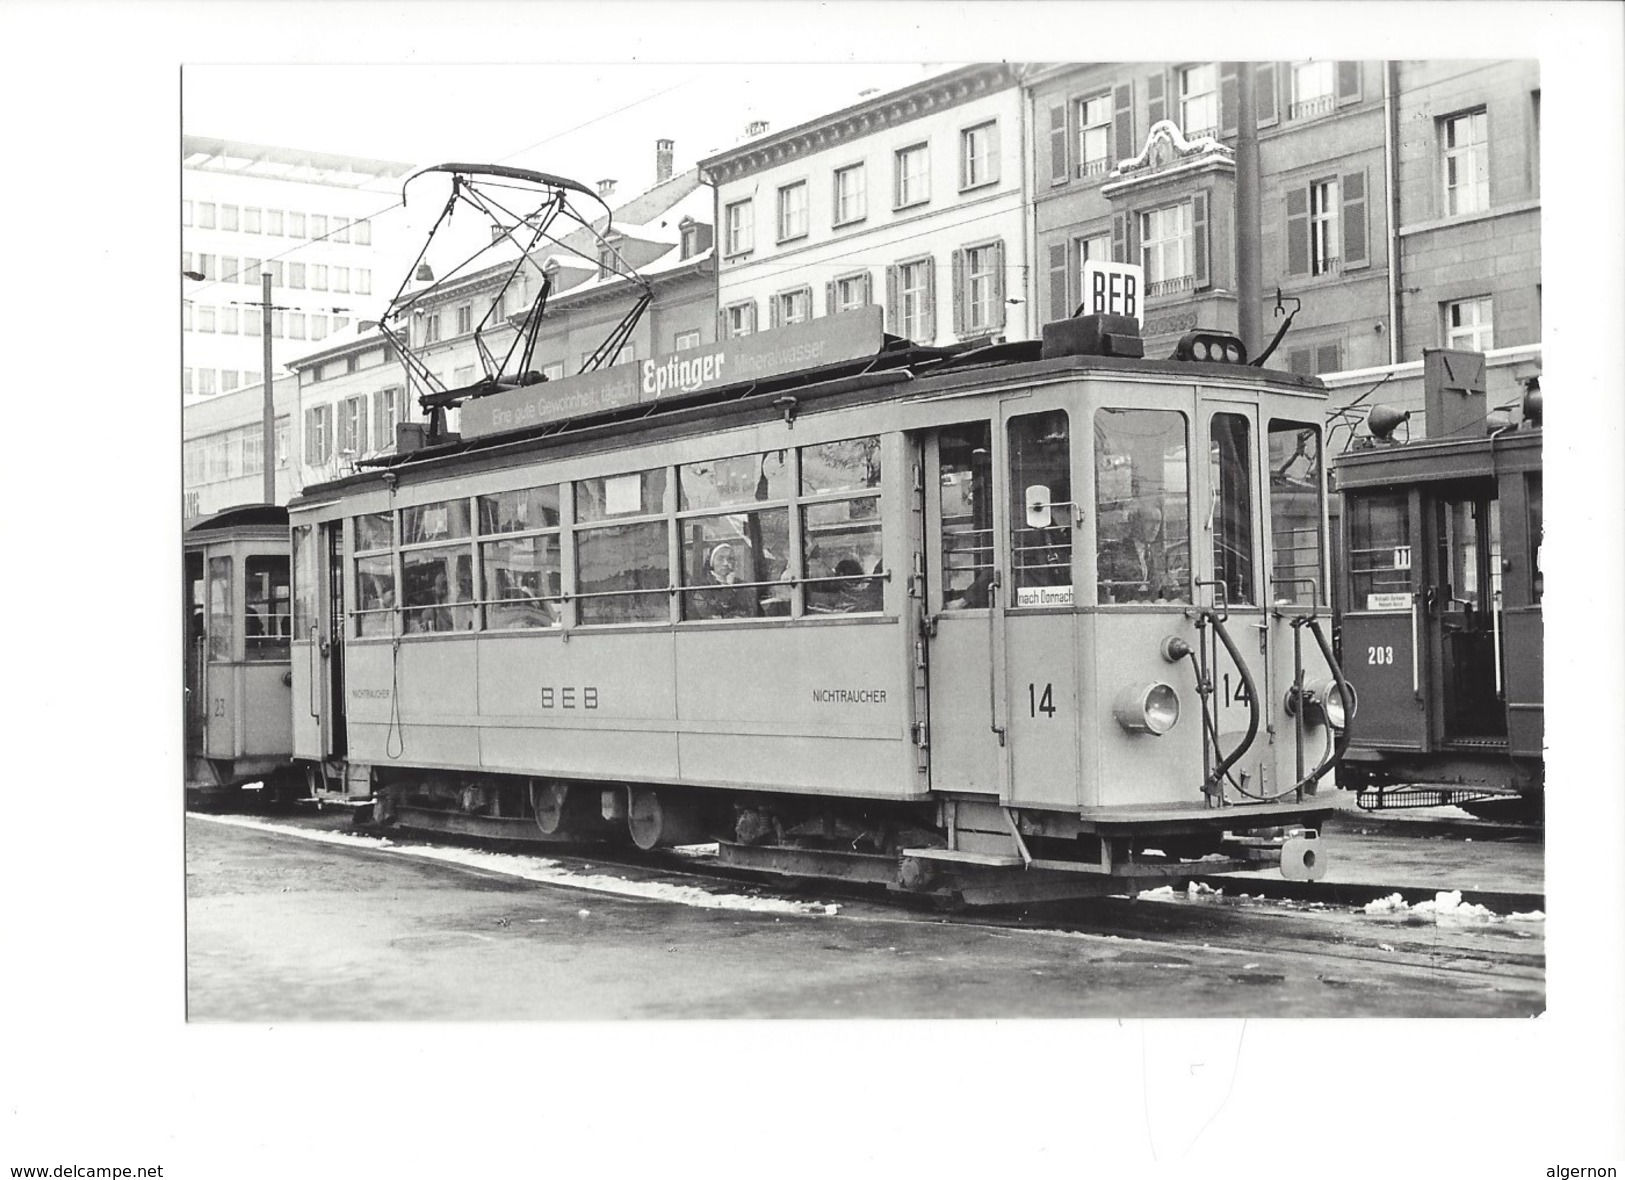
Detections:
[1332, 425, 1542, 490]
[185, 503, 290, 533]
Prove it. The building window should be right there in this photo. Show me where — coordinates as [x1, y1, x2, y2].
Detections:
[724, 300, 756, 339]
[834, 164, 866, 225]
[289, 312, 306, 340]
[305, 404, 332, 464]
[1077, 231, 1111, 282]
[354, 219, 371, 245]
[288, 211, 306, 239]
[959, 121, 999, 190]
[266, 209, 283, 235]
[198, 203, 216, 229]
[221, 306, 239, 334]
[244, 312, 261, 338]
[891, 257, 934, 341]
[725, 199, 754, 256]
[198, 253, 215, 280]
[357, 269, 371, 296]
[956, 242, 1003, 335]
[1444, 297, 1494, 351]
[244, 257, 261, 283]
[222, 371, 240, 392]
[338, 396, 369, 456]
[597, 244, 617, 279]
[289, 262, 305, 289]
[332, 218, 350, 243]
[1141, 203, 1193, 294]
[376, 387, 401, 448]
[457, 304, 473, 335]
[311, 214, 327, 240]
[1290, 61, 1336, 120]
[221, 204, 239, 231]
[181, 200, 192, 226]
[776, 181, 808, 242]
[198, 369, 216, 397]
[895, 143, 929, 208]
[832, 271, 872, 314]
[422, 312, 441, 345]
[1077, 93, 1113, 178]
[1309, 178, 1339, 275]
[198, 306, 216, 334]
[219, 255, 237, 284]
[243, 206, 260, 233]
[680, 220, 700, 259]
[542, 362, 565, 381]
[271, 310, 284, 338]
[674, 329, 701, 351]
[269, 259, 284, 287]
[1443, 109, 1489, 216]
[773, 286, 812, 327]
[311, 314, 328, 340]
[331, 267, 348, 294]
[182, 302, 192, 332]
[1179, 63, 1218, 139]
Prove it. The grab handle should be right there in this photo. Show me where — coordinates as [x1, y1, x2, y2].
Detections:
[308, 625, 321, 718]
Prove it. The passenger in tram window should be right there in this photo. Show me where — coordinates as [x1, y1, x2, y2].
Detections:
[946, 567, 994, 609]
[695, 542, 754, 619]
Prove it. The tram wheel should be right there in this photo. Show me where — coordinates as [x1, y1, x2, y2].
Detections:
[627, 788, 708, 850]
[532, 780, 570, 835]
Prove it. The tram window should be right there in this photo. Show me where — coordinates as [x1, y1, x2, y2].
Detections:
[1267, 421, 1324, 606]
[1528, 473, 1542, 603]
[1094, 409, 1192, 605]
[482, 534, 561, 629]
[291, 526, 317, 636]
[1347, 492, 1411, 607]
[576, 521, 670, 624]
[680, 452, 789, 510]
[207, 557, 233, 660]
[577, 468, 666, 522]
[354, 555, 396, 637]
[800, 436, 881, 495]
[682, 509, 790, 619]
[1210, 414, 1255, 606]
[401, 547, 475, 633]
[354, 511, 395, 552]
[401, 499, 470, 545]
[1009, 411, 1074, 605]
[243, 556, 291, 659]
[803, 502, 883, 614]
[940, 423, 995, 609]
[478, 485, 561, 534]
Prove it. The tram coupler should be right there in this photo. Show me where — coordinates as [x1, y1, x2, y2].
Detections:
[1220, 828, 1326, 881]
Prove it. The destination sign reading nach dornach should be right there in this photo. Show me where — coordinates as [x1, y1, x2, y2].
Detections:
[459, 306, 886, 441]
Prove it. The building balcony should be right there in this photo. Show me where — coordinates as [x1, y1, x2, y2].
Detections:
[1289, 94, 1336, 121]
[1077, 157, 1110, 179]
[1146, 273, 1196, 298]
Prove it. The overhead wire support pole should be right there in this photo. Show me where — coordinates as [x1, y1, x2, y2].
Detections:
[262, 271, 275, 504]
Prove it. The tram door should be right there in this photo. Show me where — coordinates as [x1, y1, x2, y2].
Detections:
[184, 551, 206, 758]
[1426, 483, 1505, 744]
[321, 521, 349, 758]
[919, 421, 1003, 795]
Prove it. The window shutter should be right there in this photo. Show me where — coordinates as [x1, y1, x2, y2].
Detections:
[717, 307, 728, 340]
[1287, 347, 1312, 376]
[1049, 103, 1068, 184]
[862, 272, 873, 307]
[885, 265, 900, 334]
[1341, 169, 1369, 269]
[987, 120, 1001, 185]
[1256, 62, 1279, 126]
[1113, 82, 1134, 163]
[1286, 186, 1310, 277]
[923, 259, 937, 343]
[356, 400, 369, 454]
[951, 248, 966, 336]
[991, 240, 1007, 331]
[1337, 62, 1362, 106]
[1147, 71, 1166, 126]
[1192, 193, 1211, 289]
[769, 294, 782, 329]
[1315, 343, 1342, 375]
[1048, 242, 1069, 320]
[825, 280, 836, 316]
[371, 392, 382, 449]
[746, 301, 758, 334]
[1220, 63, 1238, 136]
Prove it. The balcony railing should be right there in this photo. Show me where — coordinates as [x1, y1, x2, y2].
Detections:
[1311, 255, 1341, 277]
[1146, 274, 1196, 298]
[1078, 157, 1110, 179]
[1183, 125, 1218, 143]
[1289, 94, 1335, 121]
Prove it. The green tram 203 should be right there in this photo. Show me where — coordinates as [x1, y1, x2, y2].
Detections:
[288, 307, 1354, 905]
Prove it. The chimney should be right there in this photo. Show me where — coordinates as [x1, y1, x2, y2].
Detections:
[656, 139, 674, 183]
[746, 120, 769, 138]
[597, 178, 617, 198]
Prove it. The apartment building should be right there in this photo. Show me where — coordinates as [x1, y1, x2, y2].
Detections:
[700, 64, 1029, 348]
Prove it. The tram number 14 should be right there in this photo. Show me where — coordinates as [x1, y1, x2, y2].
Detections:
[1220, 674, 1251, 709]
[1028, 683, 1056, 718]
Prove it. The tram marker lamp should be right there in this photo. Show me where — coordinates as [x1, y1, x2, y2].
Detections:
[1175, 331, 1247, 365]
[1285, 677, 1356, 730]
[1366, 404, 1411, 440]
[1114, 683, 1181, 735]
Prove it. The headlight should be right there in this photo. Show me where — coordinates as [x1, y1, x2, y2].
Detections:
[1285, 678, 1357, 730]
[1114, 683, 1180, 735]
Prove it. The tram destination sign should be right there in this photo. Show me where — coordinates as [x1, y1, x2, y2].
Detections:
[460, 306, 886, 440]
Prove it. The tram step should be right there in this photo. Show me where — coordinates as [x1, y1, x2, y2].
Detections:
[901, 848, 1024, 868]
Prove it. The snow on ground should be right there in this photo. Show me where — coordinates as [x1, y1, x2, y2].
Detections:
[1362, 889, 1544, 924]
[189, 813, 841, 916]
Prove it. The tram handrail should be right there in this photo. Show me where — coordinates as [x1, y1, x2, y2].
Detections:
[1200, 607, 1261, 800]
[308, 625, 320, 718]
[1492, 587, 1504, 697]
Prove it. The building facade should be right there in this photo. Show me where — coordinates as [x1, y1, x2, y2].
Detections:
[181, 375, 298, 521]
[181, 136, 414, 403]
[700, 64, 1030, 348]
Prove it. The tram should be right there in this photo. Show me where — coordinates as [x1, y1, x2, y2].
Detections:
[1332, 352, 1543, 816]
[184, 504, 298, 806]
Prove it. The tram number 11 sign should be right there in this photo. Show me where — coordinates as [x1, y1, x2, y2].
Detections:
[1078, 260, 1142, 323]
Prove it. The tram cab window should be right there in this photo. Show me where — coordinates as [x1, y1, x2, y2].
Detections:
[1267, 421, 1324, 606]
[207, 556, 232, 660]
[800, 437, 884, 614]
[1209, 414, 1255, 606]
[479, 486, 562, 629]
[1094, 409, 1191, 604]
[940, 423, 994, 610]
[353, 512, 396, 638]
[1347, 492, 1410, 607]
[291, 525, 316, 637]
[576, 469, 669, 624]
[243, 555, 291, 659]
[1009, 411, 1074, 606]
[400, 499, 474, 632]
[680, 452, 790, 620]
[1527, 473, 1542, 603]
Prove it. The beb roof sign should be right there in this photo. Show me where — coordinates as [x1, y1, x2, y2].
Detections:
[460, 306, 885, 440]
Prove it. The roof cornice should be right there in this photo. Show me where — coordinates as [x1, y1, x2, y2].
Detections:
[699, 63, 1022, 184]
